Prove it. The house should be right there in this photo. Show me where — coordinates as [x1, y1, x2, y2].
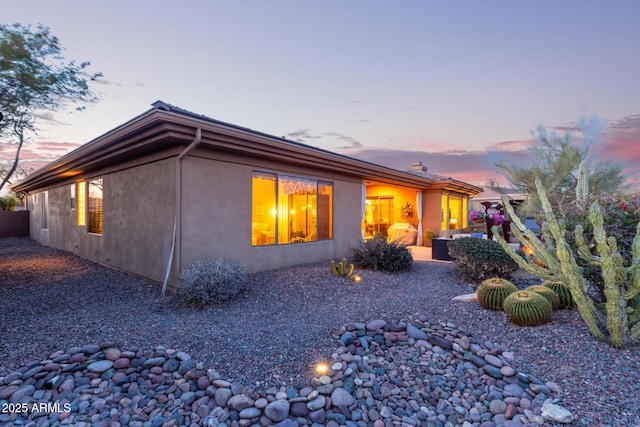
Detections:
[11, 101, 481, 286]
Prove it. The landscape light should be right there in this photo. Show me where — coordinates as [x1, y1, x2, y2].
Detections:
[314, 362, 329, 376]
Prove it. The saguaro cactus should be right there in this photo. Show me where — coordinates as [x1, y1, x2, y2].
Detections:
[494, 178, 640, 348]
[576, 159, 590, 204]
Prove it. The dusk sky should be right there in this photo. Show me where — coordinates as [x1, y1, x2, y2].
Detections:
[3, 1, 640, 187]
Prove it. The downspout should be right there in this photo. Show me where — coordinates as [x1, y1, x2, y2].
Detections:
[162, 128, 202, 296]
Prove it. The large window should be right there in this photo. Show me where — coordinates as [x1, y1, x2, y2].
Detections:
[441, 193, 468, 232]
[252, 172, 333, 246]
[365, 196, 394, 238]
[88, 178, 103, 234]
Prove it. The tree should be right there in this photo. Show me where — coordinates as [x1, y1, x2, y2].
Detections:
[495, 116, 627, 216]
[0, 23, 102, 192]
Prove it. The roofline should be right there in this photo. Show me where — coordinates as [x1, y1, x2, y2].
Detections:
[11, 101, 482, 195]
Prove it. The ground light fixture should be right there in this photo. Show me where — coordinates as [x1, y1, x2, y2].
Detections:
[314, 361, 329, 376]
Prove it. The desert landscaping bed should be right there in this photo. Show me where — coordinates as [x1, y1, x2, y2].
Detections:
[1, 237, 639, 426]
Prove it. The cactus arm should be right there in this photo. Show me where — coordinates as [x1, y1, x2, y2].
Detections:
[535, 178, 608, 342]
[631, 321, 640, 340]
[624, 224, 640, 300]
[575, 224, 600, 264]
[346, 263, 354, 278]
[330, 260, 338, 276]
[496, 200, 558, 281]
[589, 203, 626, 348]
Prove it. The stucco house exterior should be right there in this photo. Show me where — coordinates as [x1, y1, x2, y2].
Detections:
[11, 101, 481, 286]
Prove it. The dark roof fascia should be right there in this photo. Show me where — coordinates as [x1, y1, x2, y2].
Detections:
[152, 103, 484, 193]
[12, 100, 482, 195]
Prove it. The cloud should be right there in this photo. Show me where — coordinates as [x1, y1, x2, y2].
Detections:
[287, 129, 322, 140]
[288, 129, 363, 149]
[323, 132, 363, 149]
[345, 147, 515, 186]
[486, 139, 536, 152]
[0, 142, 81, 170]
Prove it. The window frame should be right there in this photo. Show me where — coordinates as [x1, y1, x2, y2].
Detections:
[41, 191, 48, 230]
[87, 178, 103, 235]
[251, 171, 333, 246]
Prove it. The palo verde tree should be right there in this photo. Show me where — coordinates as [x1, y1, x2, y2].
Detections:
[495, 116, 627, 216]
[0, 22, 102, 192]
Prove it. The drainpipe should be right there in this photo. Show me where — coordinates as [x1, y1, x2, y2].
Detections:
[162, 128, 202, 295]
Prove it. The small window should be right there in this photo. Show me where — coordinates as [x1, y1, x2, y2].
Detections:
[77, 181, 86, 226]
[70, 184, 77, 210]
[41, 191, 48, 230]
[88, 178, 103, 234]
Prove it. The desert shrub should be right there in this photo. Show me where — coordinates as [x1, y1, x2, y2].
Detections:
[447, 237, 519, 282]
[351, 233, 413, 273]
[176, 258, 247, 307]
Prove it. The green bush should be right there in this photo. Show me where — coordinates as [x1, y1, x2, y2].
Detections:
[351, 233, 413, 273]
[447, 237, 519, 282]
[0, 196, 17, 211]
[176, 258, 247, 307]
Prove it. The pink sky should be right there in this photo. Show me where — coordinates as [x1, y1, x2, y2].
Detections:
[3, 113, 638, 191]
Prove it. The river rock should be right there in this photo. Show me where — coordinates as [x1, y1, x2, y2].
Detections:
[265, 399, 290, 422]
[541, 403, 573, 423]
[331, 387, 354, 407]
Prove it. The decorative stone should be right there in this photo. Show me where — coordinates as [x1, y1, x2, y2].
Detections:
[290, 401, 308, 417]
[227, 394, 254, 411]
[308, 408, 326, 423]
[307, 395, 326, 411]
[484, 354, 503, 368]
[529, 383, 551, 395]
[105, 348, 122, 361]
[265, 399, 290, 422]
[406, 324, 428, 340]
[215, 388, 233, 407]
[87, 360, 113, 373]
[489, 399, 507, 415]
[452, 293, 478, 302]
[541, 403, 573, 423]
[113, 357, 130, 369]
[366, 319, 387, 330]
[330, 387, 354, 407]
[239, 407, 261, 418]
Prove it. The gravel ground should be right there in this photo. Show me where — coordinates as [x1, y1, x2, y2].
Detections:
[1, 237, 639, 426]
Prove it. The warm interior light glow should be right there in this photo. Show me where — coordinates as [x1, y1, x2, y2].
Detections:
[314, 362, 329, 376]
[77, 181, 86, 226]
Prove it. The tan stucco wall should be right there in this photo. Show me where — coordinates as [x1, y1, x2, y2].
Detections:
[422, 191, 443, 237]
[179, 155, 363, 273]
[27, 157, 176, 283]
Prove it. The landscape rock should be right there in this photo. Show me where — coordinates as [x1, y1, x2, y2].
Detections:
[541, 403, 574, 423]
[0, 317, 566, 427]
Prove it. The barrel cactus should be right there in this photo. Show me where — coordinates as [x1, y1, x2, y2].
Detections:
[477, 278, 518, 311]
[542, 280, 575, 309]
[526, 285, 561, 310]
[504, 291, 553, 326]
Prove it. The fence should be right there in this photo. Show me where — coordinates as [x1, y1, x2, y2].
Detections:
[0, 210, 29, 238]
